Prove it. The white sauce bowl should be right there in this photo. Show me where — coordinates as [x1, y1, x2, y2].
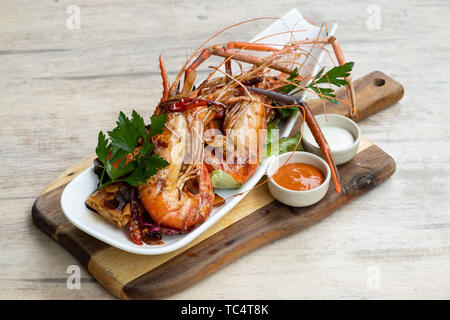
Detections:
[266, 151, 331, 207]
[302, 114, 361, 165]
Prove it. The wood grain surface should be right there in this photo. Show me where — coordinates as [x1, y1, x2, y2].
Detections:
[32, 71, 399, 299]
[1, 0, 449, 299]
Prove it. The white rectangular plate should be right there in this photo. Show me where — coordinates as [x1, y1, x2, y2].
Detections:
[61, 8, 337, 255]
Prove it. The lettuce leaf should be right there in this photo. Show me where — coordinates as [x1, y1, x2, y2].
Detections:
[264, 133, 303, 158]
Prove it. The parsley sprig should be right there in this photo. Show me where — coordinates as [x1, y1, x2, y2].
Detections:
[280, 62, 354, 103]
[306, 62, 354, 103]
[95, 110, 169, 189]
[275, 62, 354, 118]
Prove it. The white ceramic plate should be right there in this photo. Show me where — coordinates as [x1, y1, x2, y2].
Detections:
[60, 8, 337, 255]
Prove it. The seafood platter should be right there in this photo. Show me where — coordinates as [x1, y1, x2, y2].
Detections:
[32, 9, 403, 299]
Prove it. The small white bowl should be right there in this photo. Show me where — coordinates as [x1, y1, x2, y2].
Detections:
[266, 151, 331, 207]
[302, 114, 361, 165]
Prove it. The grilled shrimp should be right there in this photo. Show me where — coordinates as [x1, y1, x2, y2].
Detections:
[137, 108, 217, 231]
[204, 95, 267, 185]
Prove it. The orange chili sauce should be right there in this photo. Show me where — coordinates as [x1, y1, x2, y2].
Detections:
[272, 163, 325, 191]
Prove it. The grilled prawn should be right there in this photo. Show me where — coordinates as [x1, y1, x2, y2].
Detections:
[137, 93, 225, 230]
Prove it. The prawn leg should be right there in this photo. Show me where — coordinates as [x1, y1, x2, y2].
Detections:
[328, 36, 357, 116]
[179, 41, 286, 98]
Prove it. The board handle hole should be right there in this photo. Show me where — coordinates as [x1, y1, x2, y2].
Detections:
[373, 78, 386, 86]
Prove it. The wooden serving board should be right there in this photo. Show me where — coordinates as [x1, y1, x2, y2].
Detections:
[32, 71, 403, 299]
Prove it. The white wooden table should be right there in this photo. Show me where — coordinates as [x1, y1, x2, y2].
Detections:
[1, 0, 449, 299]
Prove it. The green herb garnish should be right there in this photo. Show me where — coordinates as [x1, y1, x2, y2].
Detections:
[279, 62, 354, 103]
[273, 101, 298, 119]
[279, 67, 300, 94]
[306, 62, 354, 103]
[95, 110, 169, 189]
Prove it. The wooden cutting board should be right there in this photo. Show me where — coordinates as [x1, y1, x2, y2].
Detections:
[32, 71, 403, 299]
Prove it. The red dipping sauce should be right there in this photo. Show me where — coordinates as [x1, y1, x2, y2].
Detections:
[272, 163, 325, 191]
